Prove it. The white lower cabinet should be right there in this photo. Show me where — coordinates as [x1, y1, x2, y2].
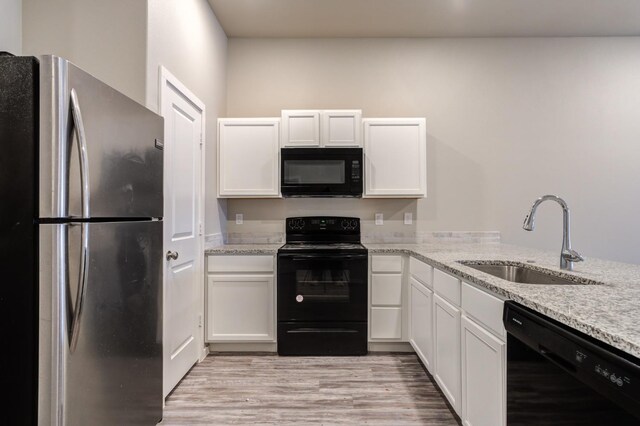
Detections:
[207, 274, 275, 341]
[370, 255, 406, 341]
[409, 277, 434, 372]
[461, 315, 506, 426]
[206, 255, 276, 343]
[433, 293, 462, 414]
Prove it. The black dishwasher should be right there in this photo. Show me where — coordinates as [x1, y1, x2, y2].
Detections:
[504, 301, 640, 425]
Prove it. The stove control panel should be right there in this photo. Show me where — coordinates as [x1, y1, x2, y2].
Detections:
[341, 219, 359, 231]
[288, 218, 306, 230]
[285, 217, 360, 234]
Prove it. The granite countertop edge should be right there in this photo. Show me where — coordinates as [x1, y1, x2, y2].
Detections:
[204, 244, 282, 255]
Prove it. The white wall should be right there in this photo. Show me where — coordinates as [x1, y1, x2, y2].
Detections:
[0, 0, 22, 54]
[226, 38, 640, 264]
[22, 0, 147, 105]
[147, 0, 228, 240]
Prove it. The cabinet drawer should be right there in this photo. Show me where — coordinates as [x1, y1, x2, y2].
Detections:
[370, 307, 402, 339]
[410, 257, 432, 287]
[371, 274, 402, 305]
[433, 268, 461, 306]
[208, 255, 274, 273]
[371, 255, 403, 273]
[462, 282, 505, 339]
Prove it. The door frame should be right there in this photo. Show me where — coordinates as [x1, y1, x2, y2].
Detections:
[158, 66, 207, 389]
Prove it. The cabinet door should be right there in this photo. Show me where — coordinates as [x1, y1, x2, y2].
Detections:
[218, 118, 280, 197]
[434, 293, 461, 414]
[410, 277, 434, 373]
[281, 110, 320, 147]
[321, 110, 362, 147]
[207, 274, 274, 341]
[370, 307, 402, 339]
[363, 118, 427, 198]
[461, 315, 506, 426]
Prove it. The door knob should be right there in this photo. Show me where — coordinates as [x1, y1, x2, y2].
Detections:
[166, 251, 179, 261]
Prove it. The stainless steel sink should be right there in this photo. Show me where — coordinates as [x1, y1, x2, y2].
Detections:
[459, 262, 583, 285]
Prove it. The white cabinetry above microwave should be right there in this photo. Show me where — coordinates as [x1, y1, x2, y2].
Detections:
[217, 112, 426, 199]
[281, 110, 362, 148]
[217, 118, 281, 198]
[363, 118, 427, 198]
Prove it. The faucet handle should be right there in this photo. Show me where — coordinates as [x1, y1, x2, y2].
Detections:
[562, 249, 584, 263]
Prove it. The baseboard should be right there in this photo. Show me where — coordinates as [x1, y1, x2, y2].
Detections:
[368, 342, 414, 352]
[208, 342, 277, 353]
[206, 342, 413, 353]
[199, 344, 210, 362]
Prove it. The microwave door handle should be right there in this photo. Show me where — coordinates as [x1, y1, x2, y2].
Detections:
[69, 88, 90, 219]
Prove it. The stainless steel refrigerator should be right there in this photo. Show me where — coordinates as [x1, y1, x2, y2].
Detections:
[0, 54, 164, 425]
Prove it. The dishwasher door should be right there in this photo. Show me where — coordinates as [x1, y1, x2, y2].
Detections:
[504, 301, 640, 425]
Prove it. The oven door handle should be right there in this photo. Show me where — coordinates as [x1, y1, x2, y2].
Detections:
[284, 254, 367, 261]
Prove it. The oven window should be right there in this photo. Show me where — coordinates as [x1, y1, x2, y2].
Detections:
[283, 160, 345, 184]
[295, 269, 350, 302]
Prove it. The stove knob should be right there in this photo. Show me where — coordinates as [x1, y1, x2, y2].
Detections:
[288, 221, 295, 229]
[351, 219, 358, 228]
[341, 219, 349, 229]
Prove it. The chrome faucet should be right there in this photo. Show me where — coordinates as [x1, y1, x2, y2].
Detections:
[523, 195, 584, 271]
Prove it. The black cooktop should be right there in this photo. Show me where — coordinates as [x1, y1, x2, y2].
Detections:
[278, 242, 367, 254]
[278, 216, 367, 254]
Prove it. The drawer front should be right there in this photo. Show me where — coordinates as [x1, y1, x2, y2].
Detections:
[371, 255, 403, 273]
[208, 255, 274, 273]
[410, 257, 432, 287]
[462, 282, 505, 338]
[433, 268, 461, 306]
[371, 274, 403, 305]
[370, 307, 402, 339]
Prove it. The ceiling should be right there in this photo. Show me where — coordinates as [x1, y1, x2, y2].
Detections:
[207, 0, 640, 38]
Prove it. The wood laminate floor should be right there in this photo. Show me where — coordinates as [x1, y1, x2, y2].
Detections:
[161, 354, 461, 425]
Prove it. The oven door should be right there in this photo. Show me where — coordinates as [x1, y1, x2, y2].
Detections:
[280, 148, 362, 197]
[277, 253, 367, 322]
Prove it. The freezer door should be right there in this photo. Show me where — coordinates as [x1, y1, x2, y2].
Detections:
[39, 56, 163, 219]
[39, 221, 163, 425]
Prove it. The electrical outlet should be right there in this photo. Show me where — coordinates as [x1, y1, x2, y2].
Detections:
[375, 213, 383, 226]
[404, 212, 413, 225]
[236, 213, 243, 225]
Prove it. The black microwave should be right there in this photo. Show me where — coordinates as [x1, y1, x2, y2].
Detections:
[281, 148, 363, 197]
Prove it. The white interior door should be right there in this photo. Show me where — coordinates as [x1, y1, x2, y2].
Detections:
[159, 67, 205, 397]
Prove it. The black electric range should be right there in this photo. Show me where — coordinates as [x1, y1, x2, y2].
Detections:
[277, 217, 368, 356]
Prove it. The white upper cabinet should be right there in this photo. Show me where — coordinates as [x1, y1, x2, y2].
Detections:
[321, 110, 362, 147]
[281, 109, 362, 147]
[281, 110, 321, 147]
[363, 118, 427, 198]
[218, 118, 280, 198]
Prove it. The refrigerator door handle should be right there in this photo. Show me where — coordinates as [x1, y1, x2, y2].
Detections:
[70, 88, 91, 219]
[69, 222, 90, 352]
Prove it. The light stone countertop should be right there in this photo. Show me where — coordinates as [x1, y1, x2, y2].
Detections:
[205, 241, 640, 358]
[366, 241, 640, 359]
[205, 244, 282, 255]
